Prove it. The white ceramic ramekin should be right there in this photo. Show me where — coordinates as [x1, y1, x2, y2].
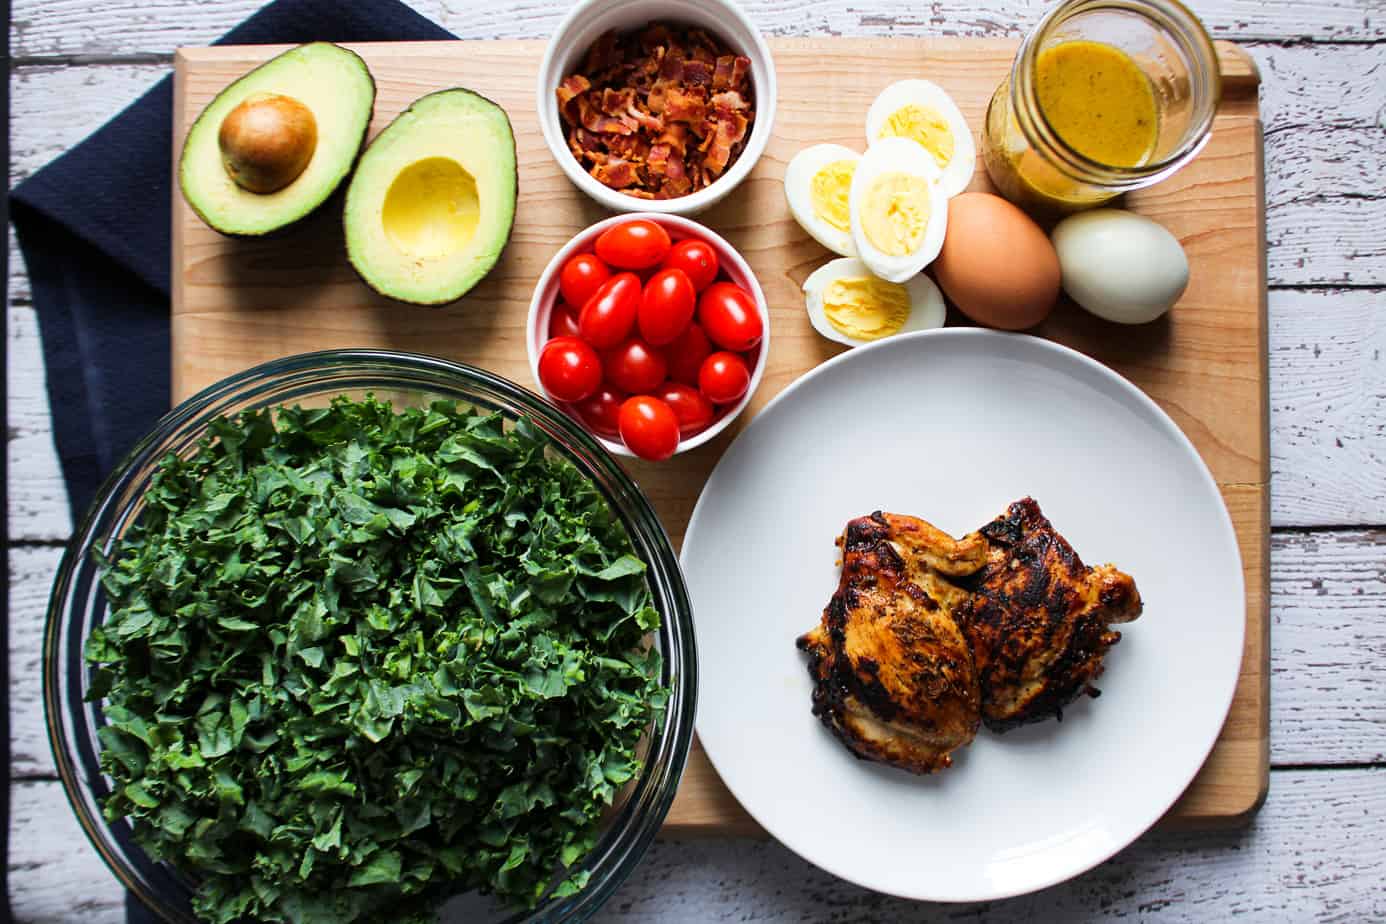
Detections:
[526, 212, 770, 457]
[537, 0, 777, 216]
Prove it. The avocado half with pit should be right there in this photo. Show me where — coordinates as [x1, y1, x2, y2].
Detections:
[343, 89, 517, 306]
[179, 42, 375, 236]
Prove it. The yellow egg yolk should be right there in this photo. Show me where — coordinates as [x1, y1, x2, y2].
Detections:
[823, 276, 912, 341]
[862, 172, 932, 257]
[880, 104, 955, 168]
[810, 160, 855, 232]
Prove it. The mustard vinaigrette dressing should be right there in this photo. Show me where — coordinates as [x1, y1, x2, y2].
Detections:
[1035, 41, 1159, 168]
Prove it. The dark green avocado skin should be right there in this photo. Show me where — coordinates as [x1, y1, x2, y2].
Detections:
[179, 43, 377, 239]
[345, 88, 519, 307]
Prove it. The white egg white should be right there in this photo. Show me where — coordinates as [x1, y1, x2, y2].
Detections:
[848, 137, 948, 284]
[802, 257, 945, 348]
[783, 143, 862, 257]
[865, 79, 976, 200]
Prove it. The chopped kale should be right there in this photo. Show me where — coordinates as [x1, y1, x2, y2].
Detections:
[85, 397, 666, 923]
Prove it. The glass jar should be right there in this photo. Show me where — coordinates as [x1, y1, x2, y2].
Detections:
[981, 0, 1220, 215]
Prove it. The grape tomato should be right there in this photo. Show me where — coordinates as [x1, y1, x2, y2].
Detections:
[658, 382, 716, 435]
[665, 322, 714, 386]
[548, 304, 581, 340]
[574, 385, 626, 436]
[618, 396, 680, 460]
[595, 220, 671, 270]
[578, 272, 641, 349]
[603, 337, 668, 395]
[698, 282, 763, 352]
[698, 351, 751, 405]
[559, 253, 611, 309]
[537, 336, 602, 402]
[639, 268, 697, 346]
[662, 239, 720, 291]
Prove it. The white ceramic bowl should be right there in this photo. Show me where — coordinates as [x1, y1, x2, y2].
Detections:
[526, 212, 770, 457]
[537, 0, 777, 216]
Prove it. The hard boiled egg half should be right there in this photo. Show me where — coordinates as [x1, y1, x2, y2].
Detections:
[803, 257, 945, 347]
[784, 144, 861, 257]
[849, 137, 948, 283]
[866, 80, 975, 200]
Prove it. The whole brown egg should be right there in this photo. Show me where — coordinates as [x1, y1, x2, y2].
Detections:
[932, 193, 1060, 330]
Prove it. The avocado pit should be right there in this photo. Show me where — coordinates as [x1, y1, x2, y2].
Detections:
[218, 93, 318, 194]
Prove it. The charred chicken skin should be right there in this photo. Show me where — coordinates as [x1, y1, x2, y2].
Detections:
[797, 499, 1142, 773]
[960, 498, 1143, 732]
[796, 512, 989, 774]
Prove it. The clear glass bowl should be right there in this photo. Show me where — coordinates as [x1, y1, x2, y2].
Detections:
[43, 350, 696, 924]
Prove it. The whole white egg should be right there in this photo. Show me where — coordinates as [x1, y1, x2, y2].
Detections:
[802, 257, 945, 348]
[783, 144, 862, 257]
[1051, 210, 1190, 324]
[865, 79, 976, 200]
[848, 137, 948, 284]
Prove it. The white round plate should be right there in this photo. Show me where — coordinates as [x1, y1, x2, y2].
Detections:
[682, 328, 1244, 902]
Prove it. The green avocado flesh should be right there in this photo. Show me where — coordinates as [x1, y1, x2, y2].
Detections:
[179, 43, 375, 236]
[343, 89, 518, 306]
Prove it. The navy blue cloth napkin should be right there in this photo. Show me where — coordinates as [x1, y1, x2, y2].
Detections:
[9, 2, 452, 920]
[10, 0, 453, 521]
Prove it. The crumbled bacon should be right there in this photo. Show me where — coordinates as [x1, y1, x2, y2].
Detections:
[557, 23, 756, 197]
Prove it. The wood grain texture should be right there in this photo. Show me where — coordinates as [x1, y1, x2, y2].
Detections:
[10, 767, 1385, 923]
[10, 0, 1384, 58]
[5, 307, 74, 541]
[170, 38, 1268, 831]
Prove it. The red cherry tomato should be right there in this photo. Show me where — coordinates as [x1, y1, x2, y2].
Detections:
[665, 322, 714, 386]
[538, 336, 602, 402]
[698, 282, 763, 352]
[603, 338, 668, 395]
[548, 303, 581, 340]
[698, 351, 751, 405]
[573, 385, 626, 437]
[662, 239, 720, 291]
[578, 272, 641, 349]
[657, 382, 716, 435]
[559, 253, 611, 309]
[618, 396, 681, 461]
[639, 268, 697, 346]
[595, 220, 672, 270]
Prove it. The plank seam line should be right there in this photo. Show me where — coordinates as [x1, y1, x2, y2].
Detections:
[1267, 283, 1386, 292]
[10, 53, 172, 67]
[8, 538, 68, 548]
[1270, 523, 1386, 535]
[7, 34, 1386, 70]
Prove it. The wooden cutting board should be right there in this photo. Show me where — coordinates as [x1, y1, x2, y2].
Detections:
[171, 38, 1268, 832]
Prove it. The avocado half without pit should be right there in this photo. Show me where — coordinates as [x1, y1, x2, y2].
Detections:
[179, 43, 375, 236]
[343, 89, 518, 306]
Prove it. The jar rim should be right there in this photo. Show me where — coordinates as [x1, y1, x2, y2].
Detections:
[1010, 0, 1221, 186]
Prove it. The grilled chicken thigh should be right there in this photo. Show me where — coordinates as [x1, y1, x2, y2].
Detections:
[959, 498, 1143, 731]
[796, 512, 988, 774]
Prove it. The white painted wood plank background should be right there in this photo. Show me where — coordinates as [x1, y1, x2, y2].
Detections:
[7, 0, 1385, 920]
